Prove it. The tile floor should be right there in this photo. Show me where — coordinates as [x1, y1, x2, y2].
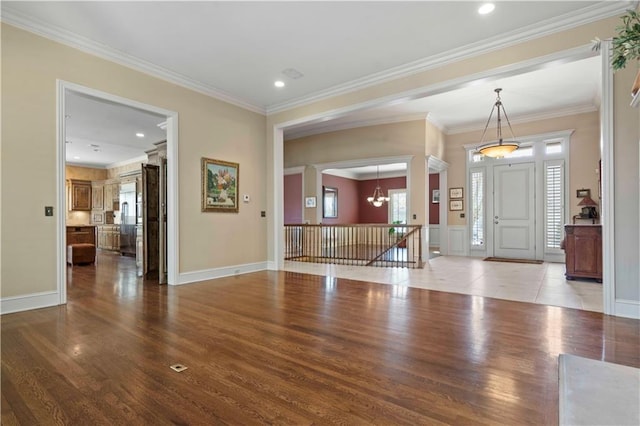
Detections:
[283, 255, 603, 312]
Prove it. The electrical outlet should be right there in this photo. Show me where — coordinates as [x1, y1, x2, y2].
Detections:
[261, 211, 266, 217]
[460, 213, 465, 218]
[243, 194, 250, 202]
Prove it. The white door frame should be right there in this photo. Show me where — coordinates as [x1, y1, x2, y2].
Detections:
[57, 80, 180, 304]
[427, 155, 449, 256]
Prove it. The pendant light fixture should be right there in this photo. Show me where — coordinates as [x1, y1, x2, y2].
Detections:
[367, 165, 389, 207]
[477, 88, 519, 158]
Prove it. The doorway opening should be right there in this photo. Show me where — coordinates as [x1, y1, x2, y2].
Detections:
[58, 81, 178, 304]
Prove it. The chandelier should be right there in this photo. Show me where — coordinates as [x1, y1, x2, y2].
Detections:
[477, 88, 519, 158]
[367, 165, 389, 207]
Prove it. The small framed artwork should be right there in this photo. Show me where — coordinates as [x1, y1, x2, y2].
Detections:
[449, 187, 463, 199]
[432, 189, 440, 204]
[449, 200, 463, 211]
[576, 188, 590, 198]
[201, 157, 239, 213]
[305, 196, 316, 208]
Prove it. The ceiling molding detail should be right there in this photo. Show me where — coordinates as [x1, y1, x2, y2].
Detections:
[0, 7, 266, 115]
[106, 154, 149, 170]
[446, 103, 598, 135]
[266, 1, 631, 114]
[425, 113, 447, 133]
[285, 113, 428, 141]
[2, 2, 631, 118]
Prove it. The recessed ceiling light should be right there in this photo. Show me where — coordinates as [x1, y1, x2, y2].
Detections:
[136, 132, 145, 138]
[274, 80, 285, 88]
[478, 3, 495, 15]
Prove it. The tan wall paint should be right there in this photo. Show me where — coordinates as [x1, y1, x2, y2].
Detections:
[1, 24, 267, 298]
[425, 120, 445, 159]
[285, 121, 427, 225]
[107, 162, 146, 179]
[445, 111, 601, 225]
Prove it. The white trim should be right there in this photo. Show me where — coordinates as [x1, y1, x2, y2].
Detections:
[273, 127, 285, 271]
[166, 115, 180, 285]
[267, 261, 278, 271]
[614, 299, 640, 320]
[178, 262, 268, 285]
[1, 291, 59, 315]
[463, 129, 575, 152]
[1, 7, 265, 115]
[56, 82, 67, 304]
[286, 114, 428, 140]
[266, 3, 629, 114]
[283, 166, 305, 176]
[631, 91, 640, 108]
[448, 226, 467, 256]
[428, 225, 441, 246]
[600, 41, 615, 316]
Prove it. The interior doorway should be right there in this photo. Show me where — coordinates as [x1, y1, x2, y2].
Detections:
[58, 81, 178, 304]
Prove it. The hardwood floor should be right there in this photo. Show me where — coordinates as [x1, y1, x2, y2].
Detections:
[2, 252, 639, 425]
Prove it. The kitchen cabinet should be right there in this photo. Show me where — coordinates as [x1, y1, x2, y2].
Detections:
[563, 224, 602, 282]
[97, 225, 121, 251]
[91, 181, 104, 210]
[69, 179, 91, 211]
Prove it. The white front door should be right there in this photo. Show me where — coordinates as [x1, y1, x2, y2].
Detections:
[493, 163, 535, 259]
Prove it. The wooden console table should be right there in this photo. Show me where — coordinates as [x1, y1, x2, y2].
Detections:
[563, 224, 602, 282]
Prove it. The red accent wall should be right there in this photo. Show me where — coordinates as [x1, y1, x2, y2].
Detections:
[284, 173, 303, 224]
[358, 176, 407, 223]
[322, 174, 359, 224]
[429, 173, 440, 224]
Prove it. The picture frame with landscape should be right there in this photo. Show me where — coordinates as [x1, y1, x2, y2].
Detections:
[201, 157, 239, 213]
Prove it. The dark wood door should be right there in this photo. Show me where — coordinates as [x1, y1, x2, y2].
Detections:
[143, 164, 160, 280]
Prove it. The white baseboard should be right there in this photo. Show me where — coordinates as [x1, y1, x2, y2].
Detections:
[267, 261, 278, 271]
[614, 299, 640, 319]
[1, 291, 60, 315]
[448, 226, 467, 256]
[177, 261, 268, 285]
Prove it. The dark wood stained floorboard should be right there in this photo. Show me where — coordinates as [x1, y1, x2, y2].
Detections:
[2, 251, 639, 425]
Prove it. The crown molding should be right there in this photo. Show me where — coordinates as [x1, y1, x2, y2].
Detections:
[266, 1, 633, 114]
[285, 113, 428, 141]
[447, 103, 598, 135]
[426, 113, 447, 133]
[0, 7, 266, 115]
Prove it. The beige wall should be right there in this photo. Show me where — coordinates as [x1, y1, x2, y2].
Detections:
[445, 111, 601, 225]
[1, 23, 267, 298]
[285, 120, 430, 225]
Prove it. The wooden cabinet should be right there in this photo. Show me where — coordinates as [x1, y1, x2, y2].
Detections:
[91, 182, 104, 210]
[66, 225, 96, 245]
[563, 224, 602, 282]
[97, 225, 121, 251]
[69, 179, 91, 211]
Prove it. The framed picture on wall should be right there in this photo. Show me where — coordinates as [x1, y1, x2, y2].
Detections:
[305, 196, 316, 208]
[449, 200, 463, 211]
[432, 189, 440, 203]
[201, 157, 239, 213]
[449, 187, 463, 199]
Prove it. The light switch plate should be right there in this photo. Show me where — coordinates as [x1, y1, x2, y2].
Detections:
[45, 206, 54, 216]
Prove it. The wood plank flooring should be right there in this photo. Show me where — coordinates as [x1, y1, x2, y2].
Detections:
[2, 251, 639, 425]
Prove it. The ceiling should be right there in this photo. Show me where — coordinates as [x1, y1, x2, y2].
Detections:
[2, 1, 626, 167]
[65, 92, 166, 168]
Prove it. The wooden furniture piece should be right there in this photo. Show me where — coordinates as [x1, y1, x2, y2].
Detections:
[67, 243, 96, 265]
[66, 225, 96, 265]
[68, 179, 92, 211]
[563, 224, 602, 282]
[97, 225, 120, 251]
[572, 215, 598, 224]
